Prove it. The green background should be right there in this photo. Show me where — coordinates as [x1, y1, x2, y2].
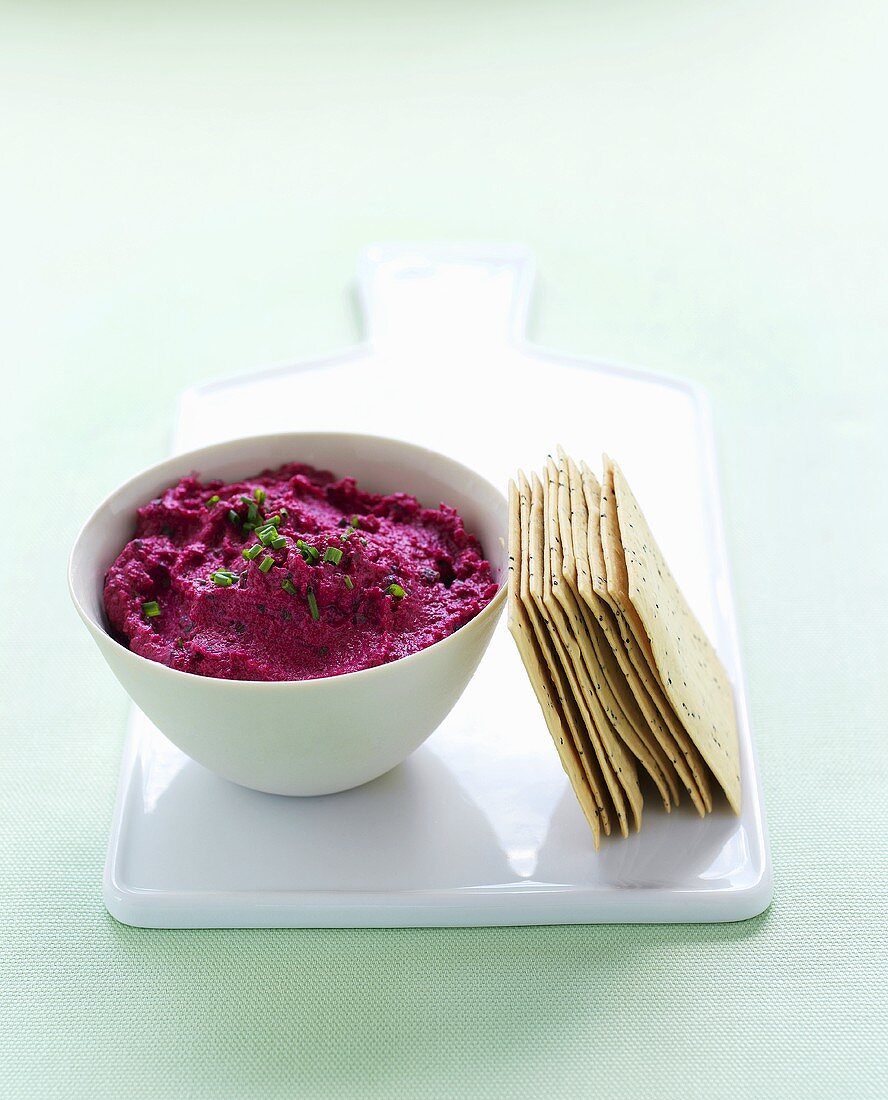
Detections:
[3, 2, 886, 1097]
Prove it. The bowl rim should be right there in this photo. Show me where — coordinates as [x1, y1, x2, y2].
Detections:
[68, 429, 508, 691]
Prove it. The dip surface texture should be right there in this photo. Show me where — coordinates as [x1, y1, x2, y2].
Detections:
[103, 463, 498, 681]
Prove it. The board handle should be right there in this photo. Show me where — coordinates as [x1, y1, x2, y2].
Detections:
[356, 242, 535, 353]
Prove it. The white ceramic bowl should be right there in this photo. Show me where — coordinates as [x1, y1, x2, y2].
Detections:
[69, 432, 507, 795]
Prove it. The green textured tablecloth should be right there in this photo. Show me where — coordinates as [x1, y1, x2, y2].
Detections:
[3, 3, 886, 1097]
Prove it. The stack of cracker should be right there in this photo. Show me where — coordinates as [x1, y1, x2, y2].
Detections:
[507, 450, 741, 848]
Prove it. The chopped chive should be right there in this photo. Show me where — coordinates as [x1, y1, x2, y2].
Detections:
[254, 488, 266, 505]
[263, 515, 281, 527]
[296, 539, 320, 565]
[207, 495, 220, 506]
[142, 600, 161, 618]
[306, 587, 320, 621]
[242, 543, 263, 561]
[280, 508, 288, 519]
[257, 527, 277, 546]
[281, 577, 298, 596]
[210, 572, 235, 587]
[246, 501, 260, 525]
[343, 576, 354, 590]
[350, 515, 361, 528]
[228, 509, 240, 525]
[386, 583, 406, 599]
[270, 535, 287, 550]
[259, 555, 274, 573]
[360, 537, 367, 546]
[323, 546, 343, 565]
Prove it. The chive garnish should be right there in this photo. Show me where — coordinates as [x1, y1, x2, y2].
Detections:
[210, 571, 236, 587]
[344, 576, 354, 590]
[254, 488, 266, 505]
[296, 539, 320, 565]
[323, 546, 343, 565]
[242, 544, 263, 561]
[270, 535, 287, 550]
[281, 577, 298, 596]
[257, 526, 277, 547]
[228, 509, 240, 525]
[142, 600, 161, 618]
[259, 555, 274, 573]
[386, 583, 406, 598]
[280, 508, 288, 520]
[207, 495, 220, 506]
[263, 515, 281, 527]
[246, 501, 260, 525]
[306, 587, 320, 621]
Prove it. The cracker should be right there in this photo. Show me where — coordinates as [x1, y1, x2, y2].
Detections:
[537, 466, 640, 835]
[610, 460, 742, 813]
[577, 460, 709, 816]
[545, 455, 668, 817]
[507, 449, 742, 843]
[521, 471, 614, 837]
[598, 458, 713, 814]
[557, 452, 679, 809]
[555, 446, 577, 585]
[511, 476, 608, 842]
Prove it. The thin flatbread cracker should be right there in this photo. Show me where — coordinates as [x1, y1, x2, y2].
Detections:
[558, 450, 679, 807]
[519, 474, 610, 835]
[520, 472, 611, 836]
[599, 459, 713, 814]
[544, 465, 644, 829]
[514, 476, 608, 839]
[521, 471, 614, 837]
[555, 446, 577, 585]
[506, 449, 741, 844]
[507, 480, 602, 846]
[537, 468, 639, 835]
[610, 460, 742, 814]
[578, 461, 708, 816]
[566, 455, 680, 803]
[545, 457, 670, 813]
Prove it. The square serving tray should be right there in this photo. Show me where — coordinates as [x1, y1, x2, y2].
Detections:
[104, 243, 772, 927]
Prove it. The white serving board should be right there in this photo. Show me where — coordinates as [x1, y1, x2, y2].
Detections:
[104, 243, 772, 927]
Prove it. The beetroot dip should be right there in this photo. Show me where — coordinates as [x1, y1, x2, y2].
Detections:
[103, 462, 499, 682]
